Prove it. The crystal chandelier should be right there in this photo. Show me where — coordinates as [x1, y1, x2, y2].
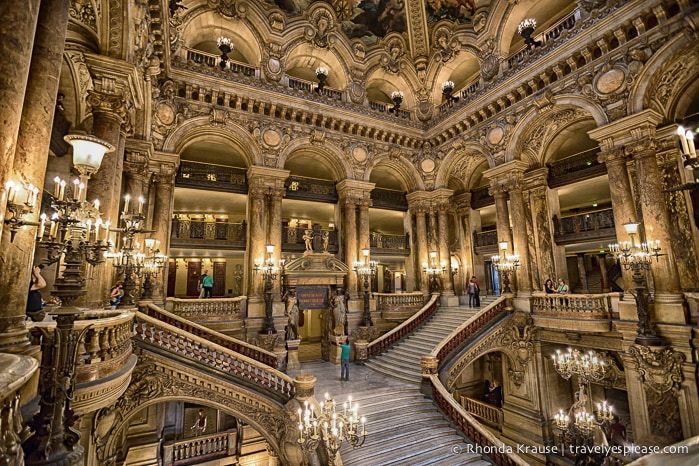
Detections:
[551, 348, 606, 384]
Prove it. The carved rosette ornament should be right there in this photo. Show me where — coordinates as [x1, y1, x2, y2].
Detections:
[627, 345, 685, 395]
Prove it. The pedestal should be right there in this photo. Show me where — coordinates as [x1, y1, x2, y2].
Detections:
[354, 340, 368, 365]
[286, 339, 301, 370]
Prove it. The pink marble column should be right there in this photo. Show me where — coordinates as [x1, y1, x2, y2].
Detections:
[0, 0, 40, 239]
[0, 0, 68, 351]
[247, 186, 268, 303]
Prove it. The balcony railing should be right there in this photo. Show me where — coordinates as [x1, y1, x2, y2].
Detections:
[184, 47, 257, 77]
[471, 186, 494, 209]
[439, 77, 481, 114]
[547, 148, 606, 188]
[375, 292, 424, 311]
[461, 396, 504, 431]
[165, 296, 247, 322]
[473, 230, 498, 249]
[552, 209, 616, 245]
[506, 8, 580, 69]
[531, 291, 618, 318]
[163, 430, 237, 466]
[370, 232, 410, 255]
[371, 187, 408, 211]
[284, 175, 338, 203]
[171, 218, 246, 249]
[366, 294, 439, 358]
[176, 161, 248, 193]
[288, 77, 343, 101]
[368, 100, 411, 119]
[135, 305, 295, 400]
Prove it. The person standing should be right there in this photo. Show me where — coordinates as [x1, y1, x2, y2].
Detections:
[467, 277, 479, 308]
[339, 337, 351, 381]
[471, 275, 481, 307]
[110, 281, 123, 310]
[201, 270, 214, 298]
[26, 265, 47, 321]
[544, 278, 556, 294]
[557, 278, 569, 294]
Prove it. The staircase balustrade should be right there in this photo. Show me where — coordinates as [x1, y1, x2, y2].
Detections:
[162, 430, 236, 466]
[134, 309, 295, 400]
[530, 291, 619, 319]
[165, 296, 247, 322]
[461, 396, 504, 430]
[433, 298, 508, 363]
[366, 294, 439, 358]
[432, 379, 529, 466]
[142, 304, 282, 369]
[375, 292, 424, 310]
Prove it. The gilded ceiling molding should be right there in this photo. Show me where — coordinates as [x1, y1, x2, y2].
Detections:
[380, 36, 408, 74]
[432, 25, 460, 63]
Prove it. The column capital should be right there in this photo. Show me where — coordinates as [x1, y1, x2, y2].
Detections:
[247, 166, 290, 192]
[452, 192, 472, 213]
[84, 53, 144, 110]
[523, 167, 548, 191]
[87, 90, 127, 119]
[588, 109, 663, 147]
[336, 179, 375, 201]
[149, 151, 179, 184]
[597, 146, 628, 165]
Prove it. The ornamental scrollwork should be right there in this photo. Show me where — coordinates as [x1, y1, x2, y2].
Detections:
[627, 345, 685, 395]
[433, 26, 460, 63]
[381, 37, 406, 74]
[305, 7, 337, 49]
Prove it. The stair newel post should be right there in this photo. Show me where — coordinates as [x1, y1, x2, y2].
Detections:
[420, 355, 438, 398]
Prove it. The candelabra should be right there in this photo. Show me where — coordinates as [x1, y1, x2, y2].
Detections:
[217, 36, 233, 69]
[518, 18, 541, 50]
[140, 238, 167, 299]
[422, 251, 445, 293]
[254, 244, 279, 334]
[491, 241, 519, 294]
[551, 348, 614, 447]
[3, 181, 39, 242]
[353, 248, 377, 326]
[315, 67, 329, 93]
[608, 221, 662, 346]
[297, 393, 366, 465]
[667, 121, 699, 228]
[108, 195, 153, 306]
[388, 91, 403, 113]
[441, 80, 459, 105]
[24, 134, 113, 466]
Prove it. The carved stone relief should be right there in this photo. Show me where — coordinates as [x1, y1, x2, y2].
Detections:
[380, 37, 406, 74]
[305, 7, 337, 49]
[627, 345, 685, 395]
[433, 26, 460, 63]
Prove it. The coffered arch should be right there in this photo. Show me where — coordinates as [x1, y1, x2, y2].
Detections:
[162, 116, 261, 167]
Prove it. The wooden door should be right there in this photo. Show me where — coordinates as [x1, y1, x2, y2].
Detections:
[187, 262, 202, 296]
[167, 260, 176, 297]
[213, 262, 226, 296]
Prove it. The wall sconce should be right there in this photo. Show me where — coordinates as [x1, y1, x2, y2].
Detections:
[315, 67, 329, 93]
[441, 81, 459, 105]
[4, 181, 39, 242]
[518, 18, 541, 50]
[666, 122, 699, 227]
[217, 36, 233, 69]
[388, 91, 403, 113]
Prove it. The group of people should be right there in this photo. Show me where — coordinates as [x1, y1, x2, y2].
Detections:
[197, 269, 214, 298]
[467, 275, 480, 307]
[544, 277, 569, 294]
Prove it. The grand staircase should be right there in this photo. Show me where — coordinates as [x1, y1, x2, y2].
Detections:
[338, 298, 498, 466]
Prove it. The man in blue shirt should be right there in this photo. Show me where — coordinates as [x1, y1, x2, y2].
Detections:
[339, 337, 351, 381]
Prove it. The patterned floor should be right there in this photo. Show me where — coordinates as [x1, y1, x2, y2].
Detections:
[298, 342, 322, 361]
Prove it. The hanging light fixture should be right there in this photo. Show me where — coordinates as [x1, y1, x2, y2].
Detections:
[388, 90, 404, 114]
[441, 81, 459, 105]
[517, 18, 541, 50]
[217, 36, 233, 69]
[315, 67, 329, 93]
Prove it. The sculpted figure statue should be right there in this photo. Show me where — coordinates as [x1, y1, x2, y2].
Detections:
[332, 289, 347, 336]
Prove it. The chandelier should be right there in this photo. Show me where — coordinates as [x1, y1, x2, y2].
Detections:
[217, 36, 233, 68]
[491, 241, 520, 293]
[551, 348, 606, 384]
[422, 251, 445, 293]
[297, 393, 366, 465]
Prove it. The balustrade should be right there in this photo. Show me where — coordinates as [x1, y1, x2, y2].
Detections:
[171, 218, 246, 248]
[547, 148, 605, 187]
[166, 296, 246, 322]
[375, 292, 424, 311]
[176, 161, 248, 193]
[163, 430, 236, 466]
[134, 309, 295, 400]
[531, 291, 618, 318]
[506, 8, 579, 69]
[31, 310, 135, 384]
[369, 232, 409, 252]
[552, 209, 615, 236]
[371, 188, 408, 211]
[471, 186, 494, 209]
[461, 396, 503, 430]
[183, 47, 257, 77]
[473, 230, 498, 249]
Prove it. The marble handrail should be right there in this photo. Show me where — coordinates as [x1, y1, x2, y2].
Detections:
[0, 353, 39, 466]
[431, 297, 508, 363]
[461, 396, 504, 430]
[432, 377, 529, 466]
[367, 294, 439, 358]
[374, 292, 424, 310]
[133, 310, 295, 400]
[162, 430, 236, 466]
[530, 291, 619, 318]
[145, 303, 279, 368]
[32, 310, 135, 384]
[165, 296, 247, 322]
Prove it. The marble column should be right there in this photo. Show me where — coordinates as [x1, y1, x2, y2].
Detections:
[414, 206, 429, 294]
[247, 185, 268, 304]
[491, 188, 512, 251]
[268, 188, 284, 297]
[357, 199, 371, 256]
[597, 148, 637, 293]
[509, 183, 533, 293]
[0, 0, 40, 237]
[437, 204, 454, 295]
[428, 209, 438, 254]
[0, 0, 69, 352]
[342, 198, 358, 295]
[577, 253, 588, 293]
[627, 137, 681, 295]
[524, 177, 557, 289]
[150, 161, 178, 304]
[599, 254, 610, 293]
